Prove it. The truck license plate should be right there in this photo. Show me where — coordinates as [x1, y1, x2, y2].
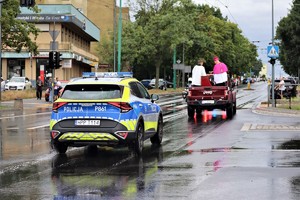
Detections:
[75, 120, 100, 126]
[202, 100, 214, 104]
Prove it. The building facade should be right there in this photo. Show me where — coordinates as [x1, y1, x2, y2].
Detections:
[37, 0, 130, 71]
[1, 0, 131, 83]
[1, 4, 100, 84]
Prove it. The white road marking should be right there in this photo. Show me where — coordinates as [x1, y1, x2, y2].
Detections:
[0, 112, 51, 120]
[27, 124, 49, 130]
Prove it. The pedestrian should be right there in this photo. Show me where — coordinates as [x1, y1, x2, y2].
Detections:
[54, 77, 61, 101]
[213, 56, 228, 86]
[191, 58, 207, 86]
[276, 77, 286, 98]
[36, 76, 43, 100]
[1, 77, 5, 91]
[48, 77, 53, 102]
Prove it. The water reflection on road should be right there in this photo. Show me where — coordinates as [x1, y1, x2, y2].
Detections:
[51, 145, 164, 199]
[1, 83, 300, 199]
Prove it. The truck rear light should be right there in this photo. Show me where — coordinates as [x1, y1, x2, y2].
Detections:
[108, 102, 133, 113]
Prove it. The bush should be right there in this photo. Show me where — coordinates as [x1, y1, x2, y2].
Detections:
[0, 89, 37, 101]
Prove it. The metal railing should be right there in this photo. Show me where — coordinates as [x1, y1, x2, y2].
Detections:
[267, 84, 300, 109]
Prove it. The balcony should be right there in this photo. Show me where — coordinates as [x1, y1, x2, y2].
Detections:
[37, 42, 98, 61]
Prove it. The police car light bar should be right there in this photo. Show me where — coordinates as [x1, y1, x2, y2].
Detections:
[82, 72, 133, 78]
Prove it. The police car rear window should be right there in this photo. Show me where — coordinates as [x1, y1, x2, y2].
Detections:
[61, 84, 123, 100]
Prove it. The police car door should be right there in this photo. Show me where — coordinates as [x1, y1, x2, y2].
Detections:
[129, 82, 155, 133]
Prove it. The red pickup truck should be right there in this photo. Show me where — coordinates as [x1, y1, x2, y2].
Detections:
[184, 75, 237, 119]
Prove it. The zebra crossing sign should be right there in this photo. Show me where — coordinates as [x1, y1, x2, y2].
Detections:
[267, 45, 279, 59]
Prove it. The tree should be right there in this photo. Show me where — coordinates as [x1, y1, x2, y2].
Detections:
[104, 0, 260, 83]
[96, 36, 114, 68]
[123, 0, 198, 88]
[276, 0, 300, 76]
[1, 0, 39, 54]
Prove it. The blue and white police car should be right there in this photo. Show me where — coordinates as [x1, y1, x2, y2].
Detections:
[50, 72, 163, 155]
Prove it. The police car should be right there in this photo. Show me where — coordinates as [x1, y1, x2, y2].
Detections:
[50, 72, 163, 155]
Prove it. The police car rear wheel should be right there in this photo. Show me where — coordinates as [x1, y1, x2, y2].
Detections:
[134, 123, 144, 155]
[52, 140, 68, 154]
[151, 115, 163, 145]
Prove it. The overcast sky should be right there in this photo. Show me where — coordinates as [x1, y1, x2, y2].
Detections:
[194, 0, 293, 77]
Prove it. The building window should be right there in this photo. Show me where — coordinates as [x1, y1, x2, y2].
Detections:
[7, 59, 25, 79]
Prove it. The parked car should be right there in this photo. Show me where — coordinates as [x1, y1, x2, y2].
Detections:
[50, 72, 163, 155]
[140, 79, 152, 89]
[4, 76, 32, 90]
[242, 78, 251, 84]
[149, 79, 173, 89]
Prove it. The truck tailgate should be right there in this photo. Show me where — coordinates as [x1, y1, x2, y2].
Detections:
[188, 86, 228, 99]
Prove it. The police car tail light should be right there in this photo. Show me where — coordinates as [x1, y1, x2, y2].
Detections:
[51, 130, 60, 139]
[116, 132, 128, 139]
[108, 102, 133, 113]
[53, 102, 68, 112]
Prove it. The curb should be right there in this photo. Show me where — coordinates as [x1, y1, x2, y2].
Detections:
[253, 102, 300, 117]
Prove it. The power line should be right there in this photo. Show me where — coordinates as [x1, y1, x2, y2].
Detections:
[214, 0, 240, 28]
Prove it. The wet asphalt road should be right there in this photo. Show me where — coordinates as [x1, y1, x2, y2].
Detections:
[0, 82, 300, 199]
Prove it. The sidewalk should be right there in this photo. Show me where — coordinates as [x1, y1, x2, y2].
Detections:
[253, 101, 300, 117]
[0, 98, 52, 112]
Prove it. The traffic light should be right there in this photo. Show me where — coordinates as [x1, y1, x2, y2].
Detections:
[49, 51, 54, 69]
[20, 0, 35, 7]
[269, 58, 276, 65]
[54, 51, 63, 69]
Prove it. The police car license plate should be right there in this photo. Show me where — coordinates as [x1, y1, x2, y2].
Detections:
[202, 100, 214, 104]
[75, 120, 100, 126]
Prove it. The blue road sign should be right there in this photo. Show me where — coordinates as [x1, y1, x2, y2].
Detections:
[267, 45, 279, 59]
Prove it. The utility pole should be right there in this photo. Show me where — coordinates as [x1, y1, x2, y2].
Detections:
[0, 1, 3, 102]
[173, 48, 176, 89]
[113, 0, 116, 72]
[117, 0, 122, 72]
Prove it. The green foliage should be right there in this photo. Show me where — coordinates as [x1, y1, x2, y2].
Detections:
[99, 0, 261, 81]
[96, 36, 114, 67]
[276, 0, 300, 76]
[1, 0, 39, 54]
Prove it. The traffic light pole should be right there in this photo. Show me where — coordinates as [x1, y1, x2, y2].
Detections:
[51, 21, 56, 103]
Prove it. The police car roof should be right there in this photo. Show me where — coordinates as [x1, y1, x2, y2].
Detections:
[68, 77, 136, 85]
